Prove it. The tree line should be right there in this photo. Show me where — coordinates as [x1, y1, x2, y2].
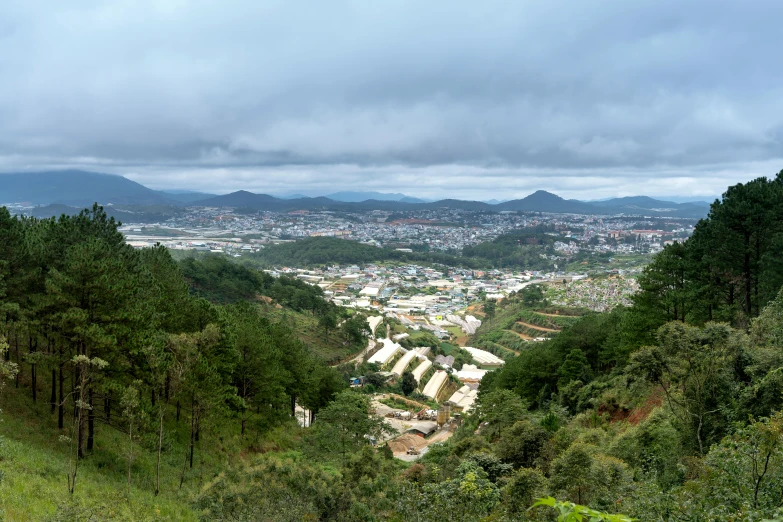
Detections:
[245, 234, 555, 271]
[0, 204, 349, 496]
[633, 171, 783, 330]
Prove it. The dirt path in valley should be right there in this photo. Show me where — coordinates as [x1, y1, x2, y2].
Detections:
[504, 329, 533, 341]
[334, 339, 376, 367]
[516, 320, 559, 333]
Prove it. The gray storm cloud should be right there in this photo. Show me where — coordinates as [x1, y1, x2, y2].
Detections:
[1, 0, 782, 199]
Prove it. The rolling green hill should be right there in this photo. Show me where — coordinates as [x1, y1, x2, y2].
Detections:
[247, 235, 554, 271]
[177, 254, 367, 362]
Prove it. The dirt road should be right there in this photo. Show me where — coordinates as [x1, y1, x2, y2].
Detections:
[516, 320, 559, 332]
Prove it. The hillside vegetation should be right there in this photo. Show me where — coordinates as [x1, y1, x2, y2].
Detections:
[0, 206, 349, 519]
[470, 287, 584, 358]
[247, 233, 554, 271]
[1, 171, 783, 520]
[178, 253, 369, 362]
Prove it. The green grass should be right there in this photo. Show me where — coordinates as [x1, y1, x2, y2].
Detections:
[444, 326, 464, 339]
[0, 381, 304, 521]
[390, 323, 408, 335]
[257, 305, 360, 363]
[0, 392, 201, 520]
[438, 342, 458, 355]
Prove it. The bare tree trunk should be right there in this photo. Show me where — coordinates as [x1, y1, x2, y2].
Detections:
[87, 387, 94, 451]
[753, 451, 772, 509]
[31, 364, 37, 403]
[69, 363, 88, 493]
[77, 372, 85, 459]
[241, 378, 247, 436]
[179, 445, 188, 489]
[155, 408, 164, 496]
[58, 362, 64, 429]
[30, 336, 37, 403]
[50, 368, 56, 414]
[72, 369, 77, 421]
[127, 416, 134, 496]
[189, 398, 196, 469]
[77, 408, 85, 458]
[14, 328, 19, 388]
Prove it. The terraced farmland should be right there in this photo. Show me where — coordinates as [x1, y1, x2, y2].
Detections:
[469, 301, 586, 356]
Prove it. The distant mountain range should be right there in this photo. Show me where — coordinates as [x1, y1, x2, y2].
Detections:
[0, 171, 176, 206]
[275, 191, 429, 203]
[324, 191, 428, 203]
[0, 170, 710, 218]
[160, 190, 218, 203]
[195, 188, 708, 218]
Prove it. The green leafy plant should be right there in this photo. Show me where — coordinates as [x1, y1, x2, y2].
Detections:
[532, 496, 636, 522]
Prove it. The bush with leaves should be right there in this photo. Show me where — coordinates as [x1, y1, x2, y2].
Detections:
[396, 460, 501, 522]
[310, 390, 396, 465]
[495, 418, 551, 469]
[533, 496, 636, 522]
[550, 443, 633, 510]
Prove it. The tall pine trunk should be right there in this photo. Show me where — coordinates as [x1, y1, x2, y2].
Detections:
[87, 387, 94, 451]
[76, 368, 85, 459]
[50, 368, 56, 414]
[30, 336, 37, 403]
[155, 406, 164, 496]
[58, 362, 64, 429]
[189, 397, 196, 469]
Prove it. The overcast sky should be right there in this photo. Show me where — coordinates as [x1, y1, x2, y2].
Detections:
[2, 1, 783, 200]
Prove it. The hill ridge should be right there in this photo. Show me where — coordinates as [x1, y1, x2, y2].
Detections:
[0, 170, 708, 217]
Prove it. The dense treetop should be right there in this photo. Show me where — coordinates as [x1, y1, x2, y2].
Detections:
[247, 233, 554, 271]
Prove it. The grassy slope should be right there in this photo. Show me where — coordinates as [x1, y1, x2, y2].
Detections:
[0, 392, 197, 520]
[255, 304, 361, 363]
[0, 380, 297, 521]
